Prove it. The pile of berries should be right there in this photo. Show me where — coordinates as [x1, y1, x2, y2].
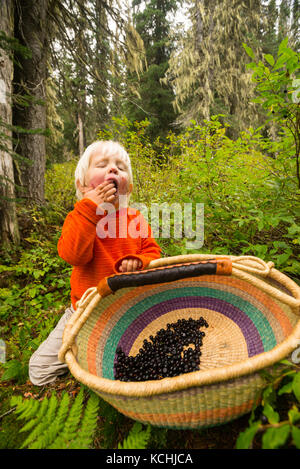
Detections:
[114, 316, 208, 382]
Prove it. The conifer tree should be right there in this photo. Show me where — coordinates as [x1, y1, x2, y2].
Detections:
[86, 0, 111, 139]
[262, 0, 279, 56]
[0, 0, 20, 245]
[48, 1, 145, 158]
[278, 0, 291, 43]
[124, 0, 179, 141]
[13, 0, 50, 205]
[261, 1, 297, 59]
[165, 0, 263, 137]
[291, 0, 299, 49]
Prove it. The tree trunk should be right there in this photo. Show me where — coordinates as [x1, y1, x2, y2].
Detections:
[78, 112, 85, 156]
[0, 0, 20, 246]
[13, 0, 49, 205]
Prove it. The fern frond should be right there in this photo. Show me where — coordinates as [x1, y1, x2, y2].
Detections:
[118, 422, 151, 449]
[11, 387, 100, 449]
[20, 397, 49, 433]
[47, 392, 71, 448]
[58, 387, 84, 445]
[21, 394, 59, 449]
[68, 391, 100, 449]
[31, 391, 70, 449]
[14, 396, 40, 421]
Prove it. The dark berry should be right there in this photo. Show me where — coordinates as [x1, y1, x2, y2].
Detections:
[114, 316, 208, 382]
[260, 414, 269, 424]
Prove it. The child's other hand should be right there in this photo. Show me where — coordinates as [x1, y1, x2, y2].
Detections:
[118, 258, 143, 272]
[82, 181, 116, 205]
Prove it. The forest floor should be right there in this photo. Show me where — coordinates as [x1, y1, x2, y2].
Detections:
[0, 370, 252, 450]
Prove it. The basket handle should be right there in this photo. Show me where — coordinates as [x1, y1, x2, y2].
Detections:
[97, 258, 232, 297]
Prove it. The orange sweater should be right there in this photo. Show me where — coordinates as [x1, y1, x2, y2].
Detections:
[57, 198, 161, 309]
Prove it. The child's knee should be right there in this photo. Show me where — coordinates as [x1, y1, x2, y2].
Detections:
[28, 306, 74, 386]
[28, 351, 53, 386]
[28, 350, 68, 386]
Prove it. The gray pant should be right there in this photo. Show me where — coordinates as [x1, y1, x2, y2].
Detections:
[29, 305, 75, 386]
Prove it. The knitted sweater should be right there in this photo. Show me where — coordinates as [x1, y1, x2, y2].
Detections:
[57, 198, 161, 309]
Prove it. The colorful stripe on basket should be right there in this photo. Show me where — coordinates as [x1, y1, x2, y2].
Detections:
[78, 275, 294, 381]
[93, 371, 264, 429]
[101, 287, 275, 380]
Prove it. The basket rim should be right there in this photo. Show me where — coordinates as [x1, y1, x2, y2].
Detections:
[61, 255, 300, 398]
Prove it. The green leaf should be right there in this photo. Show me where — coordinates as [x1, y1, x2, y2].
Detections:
[292, 373, 300, 402]
[235, 421, 261, 449]
[278, 380, 293, 395]
[257, 219, 264, 231]
[243, 43, 255, 59]
[291, 426, 300, 449]
[262, 425, 290, 449]
[246, 62, 257, 70]
[278, 37, 289, 55]
[264, 54, 275, 66]
[118, 422, 151, 449]
[288, 407, 300, 425]
[262, 384, 276, 405]
[33, 270, 44, 279]
[275, 252, 290, 266]
[263, 403, 280, 425]
[274, 54, 288, 70]
[1, 359, 22, 381]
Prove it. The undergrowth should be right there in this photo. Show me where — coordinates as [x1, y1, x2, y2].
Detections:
[0, 113, 300, 449]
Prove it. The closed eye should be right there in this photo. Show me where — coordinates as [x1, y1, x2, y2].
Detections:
[116, 160, 127, 171]
[95, 160, 108, 168]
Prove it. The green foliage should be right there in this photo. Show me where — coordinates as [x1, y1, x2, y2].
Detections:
[1, 36, 300, 447]
[236, 362, 300, 449]
[0, 165, 74, 384]
[0, 30, 32, 64]
[44, 159, 77, 221]
[97, 115, 300, 278]
[118, 422, 151, 449]
[10, 387, 100, 449]
[243, 38, 300, 189]
[0, 234, 71, 372]
[1, 359, 28, 384]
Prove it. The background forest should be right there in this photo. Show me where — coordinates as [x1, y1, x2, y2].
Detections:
[0, 0, 299, 450]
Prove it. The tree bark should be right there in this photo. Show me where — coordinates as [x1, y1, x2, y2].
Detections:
[13, 0, 49, 205]
[0, 0, 20, 246]
[78, 111, 85, 156]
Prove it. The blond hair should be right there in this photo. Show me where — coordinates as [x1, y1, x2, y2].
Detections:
[75, 140, 133, 200]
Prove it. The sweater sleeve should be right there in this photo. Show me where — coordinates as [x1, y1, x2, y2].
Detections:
[57, 199, 101, 266]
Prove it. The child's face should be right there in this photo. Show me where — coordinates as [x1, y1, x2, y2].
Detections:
[84, 150, 132, 203]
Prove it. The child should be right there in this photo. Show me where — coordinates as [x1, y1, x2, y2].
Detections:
[29, 140, 161, 386]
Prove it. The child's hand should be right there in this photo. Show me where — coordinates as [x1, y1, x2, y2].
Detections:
[118, 258, 143, 272]
[82, 181, 117, 205]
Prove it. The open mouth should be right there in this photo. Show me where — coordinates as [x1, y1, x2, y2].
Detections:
[108, 179, 118, 190]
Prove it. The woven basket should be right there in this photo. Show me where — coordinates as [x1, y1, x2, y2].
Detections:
[59, 255, 300, 429]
